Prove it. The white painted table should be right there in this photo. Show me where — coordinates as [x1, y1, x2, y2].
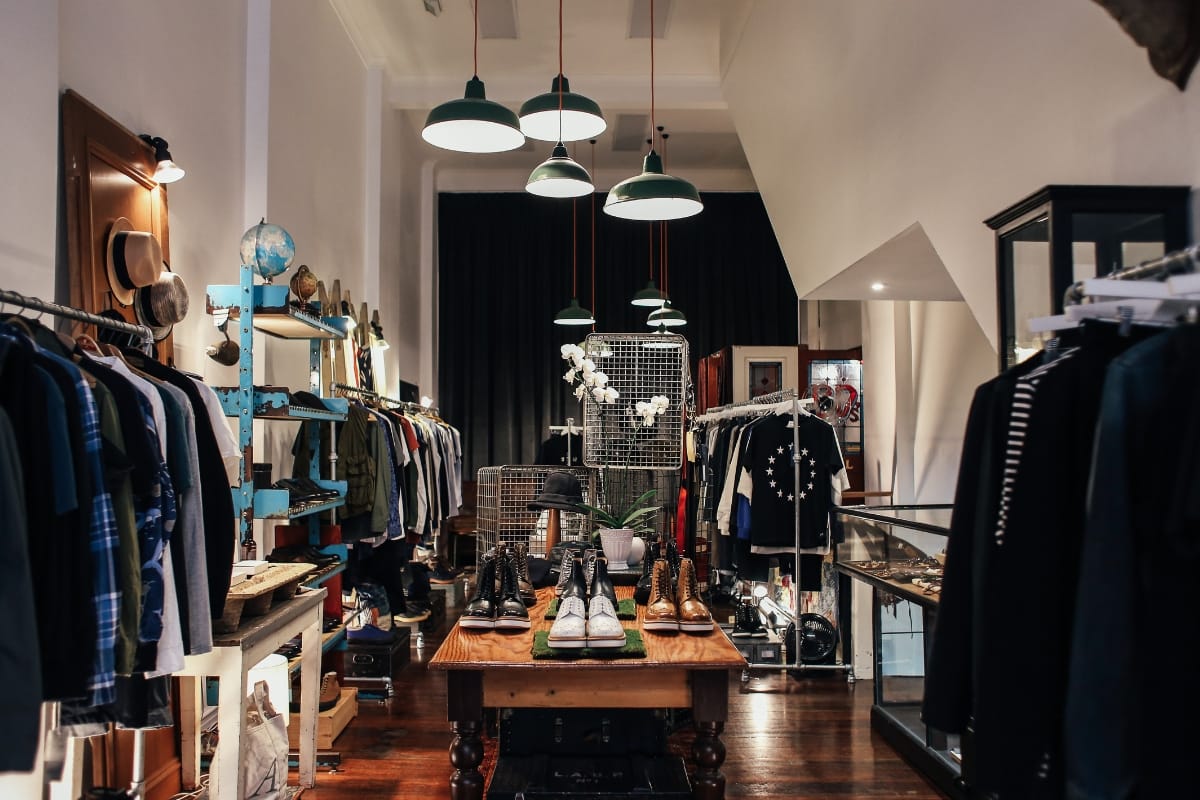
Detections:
[178, 588, 325, 798]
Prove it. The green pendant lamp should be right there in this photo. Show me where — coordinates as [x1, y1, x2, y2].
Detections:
[647, 299, 686, 327]
[604, 0, 703, 222]
[644, 322, 683, 349]
[422, 2, 524, 153]
[554, 198, 595, 326]
[526, 2, 593, 197]
[520, 1, 605, 142]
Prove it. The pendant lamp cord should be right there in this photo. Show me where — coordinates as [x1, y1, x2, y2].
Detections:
[557, 0, 564, 141]
[590, 139, 597, 331]
[650, 0, 656, 137]
[572, 196, 578, 297]
[473, 0, 478, 77]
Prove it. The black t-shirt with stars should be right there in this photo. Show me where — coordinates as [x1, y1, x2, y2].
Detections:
[740, 413, 844, 548]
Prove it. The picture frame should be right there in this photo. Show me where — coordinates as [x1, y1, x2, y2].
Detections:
[731, 345, 799, 403]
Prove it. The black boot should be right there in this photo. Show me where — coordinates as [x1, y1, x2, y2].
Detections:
[459, 550, 497, 629]
[634, 540, 662, 605]
[513, 543, 536, 607]
[560, 555, 589, 602]
[591, 555, 617, 606]
[495, 547, 531, 630]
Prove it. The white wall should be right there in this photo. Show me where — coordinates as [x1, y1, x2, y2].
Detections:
[724, 0, 1200, 354]
[0, 0, 58, 300]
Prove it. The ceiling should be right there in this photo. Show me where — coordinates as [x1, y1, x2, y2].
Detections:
[331, 0, 752, 176]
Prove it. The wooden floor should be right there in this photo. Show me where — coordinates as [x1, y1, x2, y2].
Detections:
[301, 615, 945, 800]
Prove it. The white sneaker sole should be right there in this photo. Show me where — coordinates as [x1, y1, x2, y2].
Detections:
[495, 617, 531, 630]
[678, 620, 713, 633]
[642, 619, 679, 632]
[546, 636, 588, 648]
[458, 616, 494, 629]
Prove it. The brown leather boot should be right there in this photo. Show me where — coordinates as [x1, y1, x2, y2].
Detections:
[676, 557, 713, 634]
[643, 558, 679, 632]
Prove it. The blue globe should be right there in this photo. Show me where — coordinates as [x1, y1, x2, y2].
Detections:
[240, 219, 296, 282]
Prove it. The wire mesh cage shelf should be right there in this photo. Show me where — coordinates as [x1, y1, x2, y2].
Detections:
[581, 333, 688, 470]
[475, 466, 596, 565]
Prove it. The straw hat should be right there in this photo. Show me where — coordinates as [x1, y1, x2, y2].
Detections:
[106, 217, 163, 306]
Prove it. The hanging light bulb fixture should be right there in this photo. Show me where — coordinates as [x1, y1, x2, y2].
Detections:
[605, 0, 703, 221]
[647, 196, 686, 327]
[422, 0, 524, 153]
[525, 3, 593, 199]
[519, 1, 605, 142]
[554, 197, 595, 326]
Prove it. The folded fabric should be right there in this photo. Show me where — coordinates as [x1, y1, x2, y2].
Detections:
[545, 597, 636, 620]
[532, 629, 646, 659]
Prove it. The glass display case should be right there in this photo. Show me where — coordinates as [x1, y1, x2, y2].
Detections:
[834, 505, 965, 799]
[985, 185, 1190, 371]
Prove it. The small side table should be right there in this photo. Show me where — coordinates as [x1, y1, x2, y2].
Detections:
[177, 589, 326, 799]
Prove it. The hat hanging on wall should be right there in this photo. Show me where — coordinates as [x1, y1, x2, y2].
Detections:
[106, 218, 163, 306]
[134, 267, 189, 341]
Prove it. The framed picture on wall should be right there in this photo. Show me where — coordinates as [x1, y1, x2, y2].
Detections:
[731, 345, 799, 403]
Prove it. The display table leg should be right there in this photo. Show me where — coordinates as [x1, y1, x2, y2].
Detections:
[298, 612, 321, 787]
[446, 671, 484, 800]
[691, 669, 729, 800]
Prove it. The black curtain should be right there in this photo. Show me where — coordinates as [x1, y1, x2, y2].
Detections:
[437, 192, 797, 476]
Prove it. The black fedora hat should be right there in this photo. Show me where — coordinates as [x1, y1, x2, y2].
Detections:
[528, 471, 584, 512]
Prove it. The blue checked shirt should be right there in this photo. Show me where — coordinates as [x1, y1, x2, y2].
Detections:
[37, 349, 120, 707]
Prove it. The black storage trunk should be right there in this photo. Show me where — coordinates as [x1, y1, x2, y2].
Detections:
[344, 626, 411, 679]
[500, 709, 667, 757]
[487, 754, 692, 800]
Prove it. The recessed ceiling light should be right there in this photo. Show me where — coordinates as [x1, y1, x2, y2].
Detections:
[871, 282, 885, 291]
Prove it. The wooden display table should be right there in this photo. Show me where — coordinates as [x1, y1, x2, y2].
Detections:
[429, 586, 747, 800]
[178, 588, 326, 799]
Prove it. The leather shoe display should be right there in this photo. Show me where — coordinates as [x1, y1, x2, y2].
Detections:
[554, 543, 596, 598]
[495, 546, 531, 630]
[585, 557, 625, 648]
[513, 543, 537, 607]
[732, 599, 768, 638]
[289, 671, 341, 713]
[267, 544, 339, 567]
[675, 557, 713, 634]
[548, 555, 590, 647]
[460, 550, 498, 629]
[643, 559, 679, 633]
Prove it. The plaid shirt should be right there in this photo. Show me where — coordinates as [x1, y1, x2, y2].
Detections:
[39, 349, 120, 707]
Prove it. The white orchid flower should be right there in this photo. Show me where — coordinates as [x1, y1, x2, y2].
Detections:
[593, 371, 608, 388]
[642, 415, 655, 427]
[603, 387, 619, 403]
[574, 384, 586, 401]
[652, 395, 669, 412]
[581, 358, 596, 374]
[635, 400, 651, 416]
[560, 343, 575, 358]
[592, 387, 607, 402]
[563, 368, 577, 384]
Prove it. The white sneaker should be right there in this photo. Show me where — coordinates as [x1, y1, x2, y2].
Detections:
[585, 595, 626, 649]
[546, 596, 588, 649]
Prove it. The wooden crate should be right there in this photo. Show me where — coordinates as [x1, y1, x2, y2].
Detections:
[287, 687, 358, 750]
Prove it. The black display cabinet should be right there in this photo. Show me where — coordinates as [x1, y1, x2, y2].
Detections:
[985, 185, 1190, 371]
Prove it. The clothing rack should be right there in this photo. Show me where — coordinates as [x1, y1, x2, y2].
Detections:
[0, 288, 154, 353]
[1, 289, 157, 800]
[548, 417, 580, 465]
[331, 381, 439, 415]
[695, 388, 850, 676]
[1063, 243, 1200, 306]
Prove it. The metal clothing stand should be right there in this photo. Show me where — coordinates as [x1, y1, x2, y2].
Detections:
[331, 381, 439, 415]
[695, 389, 853, 678]
[548, 417, 580, 464]
[0, 289, 154, 800]
[0, 288, 154, 354]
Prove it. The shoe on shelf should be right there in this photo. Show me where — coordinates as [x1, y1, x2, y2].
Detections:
[494, 547, 531, 631]
[554, 544, 596, 598]
[643, 559, 679, 633]
[346, 623, 394, 643]
[289, 671, 341, 713]
[459, 550, 498, 629]
[547, 595, 588, 649]
[266, 544, 337, 568]
[394, 606, 431, 624]
[634, 540, 660, 605]
[322, 615, 342, 633]
[429, 558, 461, 585]
[732, 599, 768, 638]
[676, 558, 713, 634]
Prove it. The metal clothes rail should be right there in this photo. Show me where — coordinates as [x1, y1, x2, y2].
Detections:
[0, 288, 153, 352]
[330, 381, 439, 415]
[1064, 243, 1200, 306]
[695, 387, 852, 677]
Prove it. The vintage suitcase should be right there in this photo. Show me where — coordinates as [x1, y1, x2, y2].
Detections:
[344, 626, 411, 679]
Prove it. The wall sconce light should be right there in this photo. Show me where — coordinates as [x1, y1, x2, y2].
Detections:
[139, 134, 185, 184]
